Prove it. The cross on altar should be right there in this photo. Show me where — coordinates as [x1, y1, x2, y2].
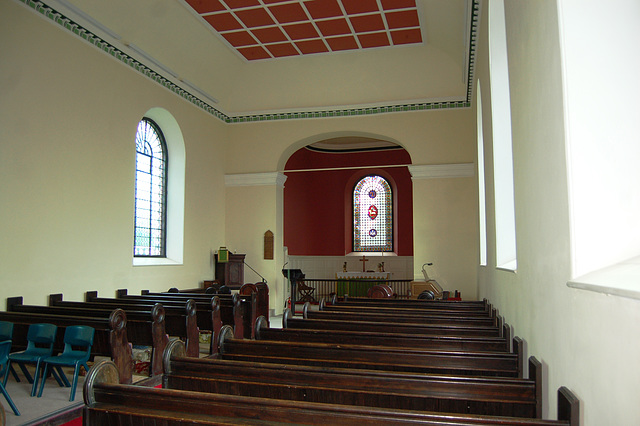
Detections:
[360, 255, 369, 272]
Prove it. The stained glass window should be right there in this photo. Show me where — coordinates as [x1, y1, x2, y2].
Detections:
[134, 118, 167, 257]
[353, 175, 393, 252]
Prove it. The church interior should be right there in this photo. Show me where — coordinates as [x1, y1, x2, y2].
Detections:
[1, 0, 639, 424]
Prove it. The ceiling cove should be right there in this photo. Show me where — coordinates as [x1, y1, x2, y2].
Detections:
[16, 0, 481, 123]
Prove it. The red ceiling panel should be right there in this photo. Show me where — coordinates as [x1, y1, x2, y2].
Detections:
[358, 32, 390, 48]
[185, 0, 225, 13]
[268, 3, 309, 23]
[266, 42, 300, 57]
[341, 0, 379, 14]
[225, 0, 261, 7]
[222, 30, 257, 46]
[303, 0, 343, 19]
[349, 14, 385, 33]
[252, 26, 287, 43]
[380, 0, 416, 11]
[315, 18, 351, 37]
[235, 7, 275, 26]
[238, 45, 271, 60]
[204, 13, 243, 31]
[385, 9, 420, 29]
[188, 0, 424, 61]
[295, 39, 329, 54]
[283, 22, 319, 40]
[326, 35, 358, 51]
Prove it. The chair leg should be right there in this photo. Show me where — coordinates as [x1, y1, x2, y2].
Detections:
[31, 361, 44, 397]
[56, 366, 71, 387]
[50, 367, 65, 387]
[2, 361, 20, 386]
[69, 364, 81, 402]
[17, 362, 33, 384]
[0, 383, 20, 416]
[9, 365, 20, 382]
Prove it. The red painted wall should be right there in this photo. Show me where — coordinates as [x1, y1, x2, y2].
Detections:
[284, 147, 413, 256]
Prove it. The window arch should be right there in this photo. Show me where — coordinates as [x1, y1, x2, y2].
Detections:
[353, 175, 393, 252]
[134, 118, 167, 257]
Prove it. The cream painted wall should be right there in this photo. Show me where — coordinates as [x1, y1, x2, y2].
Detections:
[224, 184, 284, 314]
[0, 1, 228, 304]
[477, 1, 640, 424]
[412, 178, 479, 299]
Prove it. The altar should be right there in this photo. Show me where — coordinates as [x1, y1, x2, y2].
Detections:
[335, 272, 392, 297]
[336, 272, 391, 280]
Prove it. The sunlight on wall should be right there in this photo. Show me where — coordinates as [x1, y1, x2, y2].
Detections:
[476, 81, 487, 266]
[489, 0, 517, 271]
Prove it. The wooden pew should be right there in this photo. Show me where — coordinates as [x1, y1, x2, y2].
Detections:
[83, 359, 579, 426]
[284, 310, 507, 339]
[138, 290, 259, 339]
[108, 290, 253, 340]
[255, 316, 511, 352]
[164, 339, 541, 418]
[215, 325, 523, 378]
[0, 308, 133, 384]
[308, 303, 499, 327]
[322, 299, 497, 318]
[86, 292, 230, 353]
[153, 281, 270, 326]
[6, 295, 200, 359]
[336, 295, 489, 310]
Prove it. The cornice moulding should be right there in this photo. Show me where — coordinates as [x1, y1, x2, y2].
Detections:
[225, 172, 287, 187]
[409, 163, 475, 179]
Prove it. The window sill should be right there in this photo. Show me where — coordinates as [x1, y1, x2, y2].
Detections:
[496, 259, 518, 273]
[133, 257, 183, 266]
[567, 255, 640, 301]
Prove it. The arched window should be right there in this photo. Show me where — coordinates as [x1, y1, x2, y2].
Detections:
[134, 118, 167, 257]
[353, 175, 393, 252]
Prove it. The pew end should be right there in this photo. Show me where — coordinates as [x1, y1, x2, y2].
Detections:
[254, 315, 268, 340]
[83, 359, 120, 406]
[558, 386, 580, 426]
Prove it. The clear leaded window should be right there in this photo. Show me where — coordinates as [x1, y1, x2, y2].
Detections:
[353, 175, 393, 252]
[134, 118, 167, 257]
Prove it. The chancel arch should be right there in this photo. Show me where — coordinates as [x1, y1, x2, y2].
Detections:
[282, 135, 414, 281]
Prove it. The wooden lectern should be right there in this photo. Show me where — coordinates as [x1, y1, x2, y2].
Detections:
[215, 253, 245, 289]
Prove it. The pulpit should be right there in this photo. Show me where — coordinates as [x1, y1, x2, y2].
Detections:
[215, 253, 245, 289]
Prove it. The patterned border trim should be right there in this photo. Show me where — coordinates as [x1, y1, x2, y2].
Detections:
[20, 0, 480, 124]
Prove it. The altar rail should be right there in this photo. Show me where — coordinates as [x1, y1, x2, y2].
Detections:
[297, 279, 413, 303]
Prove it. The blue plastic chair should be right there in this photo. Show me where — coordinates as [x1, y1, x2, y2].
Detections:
[0, 341, 20, 416]
[37, 326, 94, 401]
[0, 322, 19, 383]
[3, 323, 57, 397]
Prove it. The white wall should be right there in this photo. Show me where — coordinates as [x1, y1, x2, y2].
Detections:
[477, 1, 640, 424]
